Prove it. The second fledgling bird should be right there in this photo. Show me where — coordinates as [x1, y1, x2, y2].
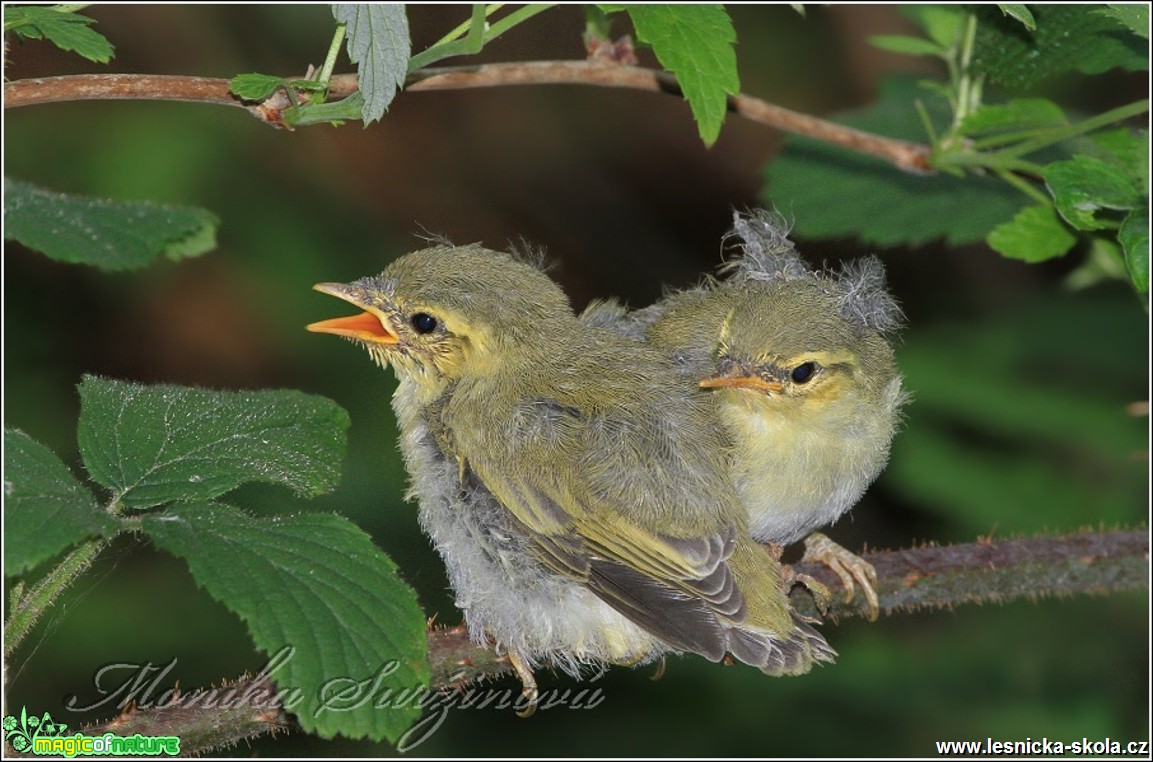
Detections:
[583, 211, 905, 617]
[308, 243, 834, 706]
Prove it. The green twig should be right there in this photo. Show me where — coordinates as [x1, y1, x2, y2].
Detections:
[315, 22, 347, 88]
[969, 125, 1076, 151]
[995, 168, 1052, 205]
[932, 142, 1045, 177]
[407, 3, 554, 72]
[914, 98, 940, 148]
[4, 538, 110, 659]
[995, 99, 1150, 160]
[428, 3, 500, 48]
[945, 11, 982, 141]
[483, 3, 553, 41]
[407, 4, 488, 72]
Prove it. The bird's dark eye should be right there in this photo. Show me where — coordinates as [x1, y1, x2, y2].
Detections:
[410, 312, 439, 334]
[790, 361, 818, 384]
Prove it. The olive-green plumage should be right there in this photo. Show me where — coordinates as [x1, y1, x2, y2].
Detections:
[584, 211, 905, 547]
[309, 243, 833, 687]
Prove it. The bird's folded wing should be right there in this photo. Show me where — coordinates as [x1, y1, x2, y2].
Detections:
[472, 461, 748, 661]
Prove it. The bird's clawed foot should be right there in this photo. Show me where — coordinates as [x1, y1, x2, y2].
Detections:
[802, 532, 879, 621]
[505, 648, 539, 718]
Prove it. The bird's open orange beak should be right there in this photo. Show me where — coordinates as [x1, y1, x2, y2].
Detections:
[307, 283, 399, 344]
[699, 374, 782, 394]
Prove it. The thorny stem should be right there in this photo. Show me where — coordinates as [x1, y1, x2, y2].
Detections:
[34, 529, 1143, 756]
[4, 537, 110, 660]
[429, 528, 1149, 677]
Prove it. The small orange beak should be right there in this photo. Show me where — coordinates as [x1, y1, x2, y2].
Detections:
[699, 375, 782, 394]
[307, 283, 399, 344]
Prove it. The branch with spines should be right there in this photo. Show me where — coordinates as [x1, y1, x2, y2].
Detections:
[430, 527, 1150, 677]
[16, 528, 1142, 757]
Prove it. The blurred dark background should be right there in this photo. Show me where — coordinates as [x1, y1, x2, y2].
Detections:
[4, 5, 1148, 757]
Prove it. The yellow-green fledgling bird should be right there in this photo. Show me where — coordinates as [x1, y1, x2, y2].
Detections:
[307, 243, 835, 707]
[582, 211, 905, 618]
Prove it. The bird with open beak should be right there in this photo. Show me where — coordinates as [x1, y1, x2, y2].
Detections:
[308, 243, 834, 709]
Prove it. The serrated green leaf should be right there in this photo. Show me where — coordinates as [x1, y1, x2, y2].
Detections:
[973, 5, 1147, 89]
[4, 6, 114, 63]
[607, 4, 738, 145]
[997, 4, 1036, 32]
[900, 5, 967, 49]
[987, 204, 1076, 262]
[869, 34, 946, 57]
[1044, 156, 1141, 231]
[1087, 128, 1148, 196]
[333, 4, 410, 124]
[76, 376, 349, 509]
[143, 503, 428, 742]
[765, 76, 1026, 247]
[1097, 4, 1149, 40]
[1119, 206, 1149, 293]
[4, 429, 119, 576]
[959, 98, 1067, 136]
[4, 179, 219, 271]
[229, 73, 287, 101]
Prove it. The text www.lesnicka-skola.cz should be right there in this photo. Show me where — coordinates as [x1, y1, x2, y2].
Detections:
[935, 737, 1148, 756]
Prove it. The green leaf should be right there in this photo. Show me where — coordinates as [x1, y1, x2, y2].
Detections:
[76, 376, 349, 509]
[987, 204, 1076, 262]
[1086, 128, 1148, 196]
[3, 179, 219, 271]
[1096, 4, 1149, 40]
[604, 4, 738, 145]
[333, 4, 411, 125]
[1044, 156, 1141, 232]
[1119, 206, 1150, 293]
[973, 5, 1148, 89]
[959, 98, 1067, 136]
[900, 5, 967, 49]
[869, 34, 946, 57]
[997, 4, 1036, 32]
[143, 503, 428, 742]
[229, 73, 287, 101]
[4, 6, 114, 63]
[765, 76, 1026, 247]
[4, 429, 119, 576]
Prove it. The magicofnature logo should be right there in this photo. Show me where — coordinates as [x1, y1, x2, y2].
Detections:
[2, 706, 179, 757]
